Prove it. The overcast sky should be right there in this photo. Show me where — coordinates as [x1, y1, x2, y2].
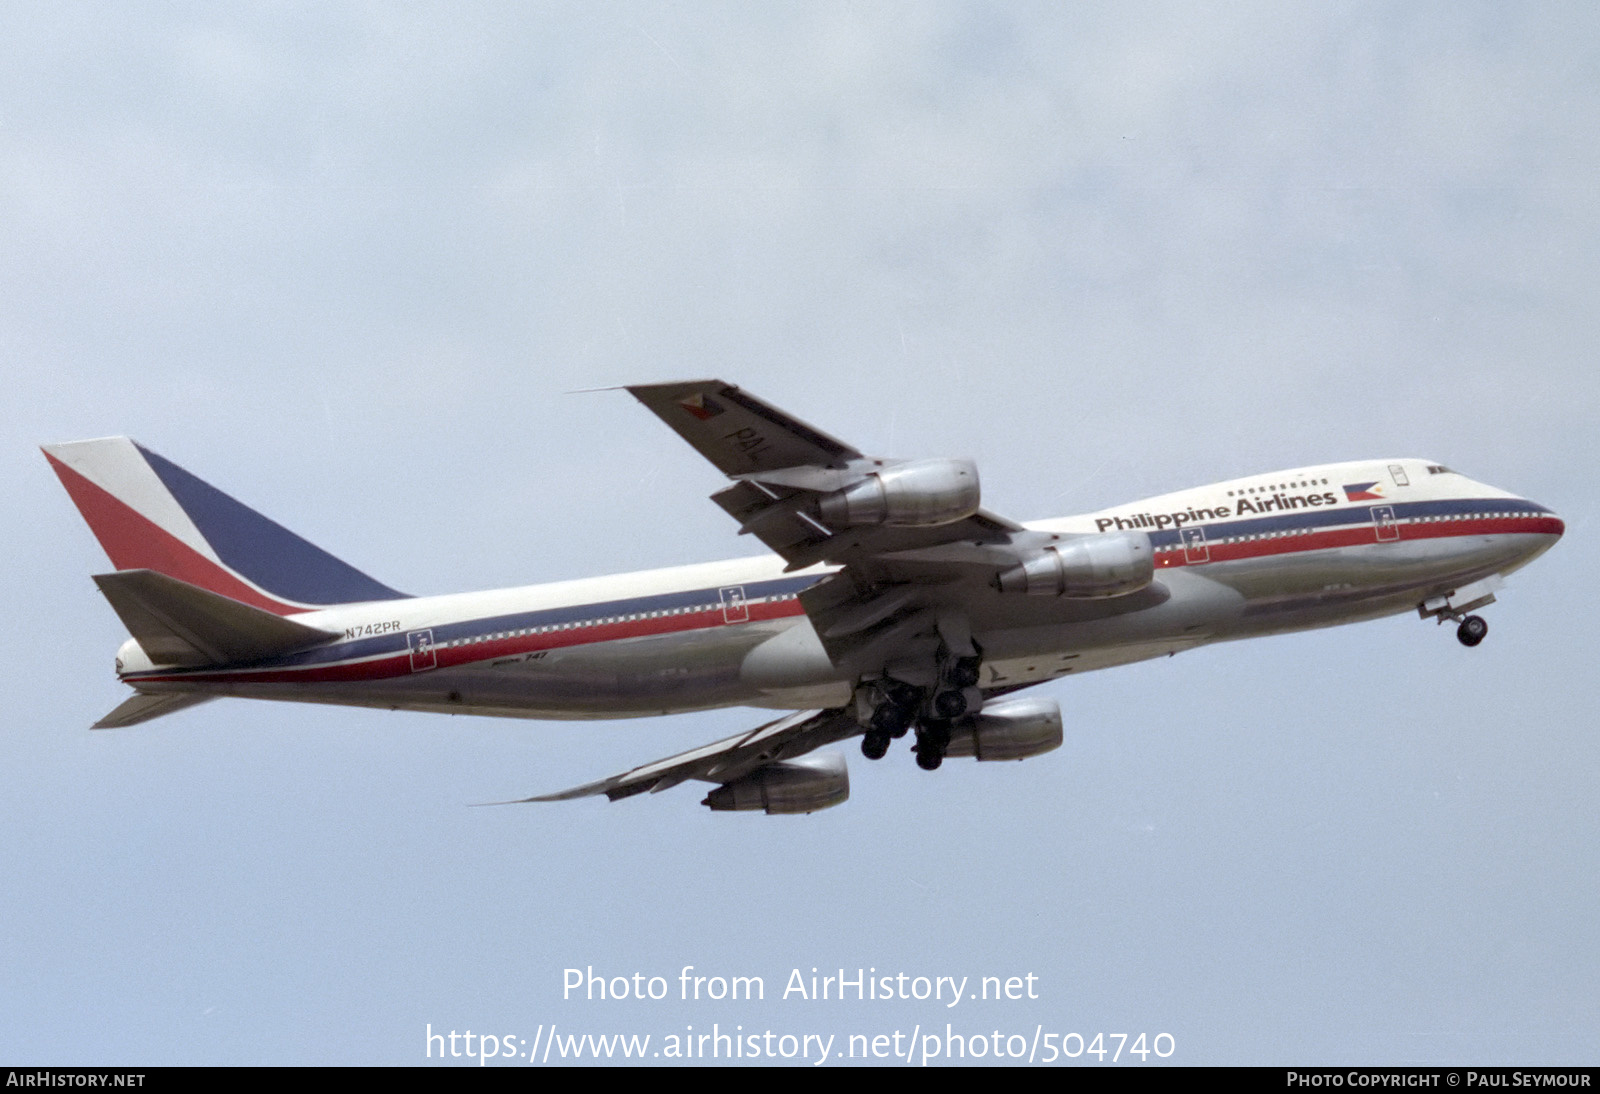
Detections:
[3, 1, 1595, 1066]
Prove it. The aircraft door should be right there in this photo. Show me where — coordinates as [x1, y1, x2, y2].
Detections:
[1372, 506, 1400, 542]
[1181, 526, 1210, 564]
[407, 629, 437, 672]
[719, 586, 749, 624]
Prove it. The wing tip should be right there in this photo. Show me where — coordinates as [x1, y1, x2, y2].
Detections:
[624, 378, 731, 401]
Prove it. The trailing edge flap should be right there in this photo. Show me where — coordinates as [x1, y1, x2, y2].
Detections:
[93, 569, 341, 666]
[94, 691, 217, 729]
[488, 708, 860, 805]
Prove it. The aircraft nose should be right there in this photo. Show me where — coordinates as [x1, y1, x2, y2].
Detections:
[1505, 499, 1564, 568]
[1530, 501, 1564, 539]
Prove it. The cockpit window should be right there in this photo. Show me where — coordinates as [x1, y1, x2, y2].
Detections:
[1426, 465, 1455, 475]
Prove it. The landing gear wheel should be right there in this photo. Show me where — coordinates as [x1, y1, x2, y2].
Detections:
[870, 702, 914, 738]
[885, 681, 922, 709]
[946, 657, 981, 689]
[861, 732, 890, 760]
[914, 721, 950, 771]
[1457, 614, 1488, 647]
[932, 689, 969, 719]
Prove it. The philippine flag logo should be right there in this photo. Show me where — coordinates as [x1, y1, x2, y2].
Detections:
[1343, 482, 1385, 501]
[678, 393, 725, 421]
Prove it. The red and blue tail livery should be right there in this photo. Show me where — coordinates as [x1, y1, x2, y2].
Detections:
[46, 383, 1563, 813]
[44, 438, 406, 615]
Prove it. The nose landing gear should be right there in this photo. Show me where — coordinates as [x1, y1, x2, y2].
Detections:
[1419, 578, 1502, 649]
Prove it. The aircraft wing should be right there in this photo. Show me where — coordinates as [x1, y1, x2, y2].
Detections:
[494, 708, 859, 810]
[628, 380, 1160, 672]
[629, 381, 1024, 576]
[495, 382, 1131, 812]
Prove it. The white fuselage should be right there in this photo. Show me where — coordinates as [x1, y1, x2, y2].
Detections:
[116, 459, 1563, 720]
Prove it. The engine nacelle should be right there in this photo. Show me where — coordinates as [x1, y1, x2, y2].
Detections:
[995, 531, 1153, 598]
[702, 753, 850, 815]
[816, 458, 980, 528]
[943, 696, 1063, 761]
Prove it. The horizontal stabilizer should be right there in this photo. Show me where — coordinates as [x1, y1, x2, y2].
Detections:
[94, 691, 216, 729]
[93, 569, 341, 666]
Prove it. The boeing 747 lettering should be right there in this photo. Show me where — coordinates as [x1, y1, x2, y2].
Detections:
[45, 381, 1563, 813]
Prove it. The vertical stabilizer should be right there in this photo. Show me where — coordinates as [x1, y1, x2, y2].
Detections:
[44, 438, 407, 614]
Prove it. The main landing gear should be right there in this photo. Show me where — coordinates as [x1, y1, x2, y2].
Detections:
[859, 680, 917, 761]
[857, 650, 983, 770]
[860, 732, 890, 761]
[913, 721, 951, 770]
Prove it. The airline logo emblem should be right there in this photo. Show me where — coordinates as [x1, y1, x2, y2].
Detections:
[1343, 482, 1385, 501]
[679, 394, 726, 421]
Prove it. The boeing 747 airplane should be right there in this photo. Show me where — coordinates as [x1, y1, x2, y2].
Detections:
[45, 381, 1563, 813]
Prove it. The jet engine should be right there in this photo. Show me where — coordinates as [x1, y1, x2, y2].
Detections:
[943, 696, 1063, 761]
[816, 458, 980, 527]
[995, 531, 1153, 598]
[702, 753, 850, 815]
